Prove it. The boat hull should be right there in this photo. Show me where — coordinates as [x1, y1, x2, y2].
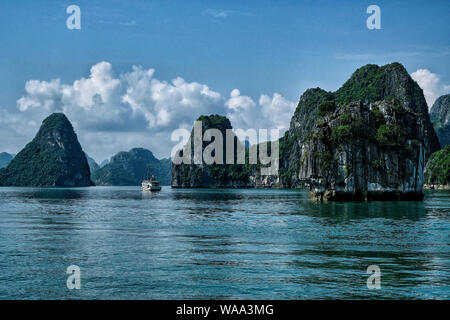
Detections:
[141, 185, 162, 191]
[141, 177, 161, 191]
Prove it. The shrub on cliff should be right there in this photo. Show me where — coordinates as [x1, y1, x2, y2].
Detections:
[376, 124, 406, 149]
[318, 101, 336, 117]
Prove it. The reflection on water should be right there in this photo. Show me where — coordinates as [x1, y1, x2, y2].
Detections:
[301, 200, 428, 222]
[0, 186, 448, 299]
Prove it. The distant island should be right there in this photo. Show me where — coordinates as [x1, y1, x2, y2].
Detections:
[0, 152, 14, 168]
[430, 94, 450, 148]
[424, 145, 450, 190]
[424, 93, 450, 189]
[91, 148, 171, 186]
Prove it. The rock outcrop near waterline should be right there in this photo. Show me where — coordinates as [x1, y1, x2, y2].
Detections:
[299, 100, 425, 200]
[0, 113, 93, 187]
[171, 115, 260, 188]
[279, 63, 439, 186]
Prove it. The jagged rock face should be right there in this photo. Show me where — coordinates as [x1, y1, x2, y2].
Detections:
[171, 63, 433, 200]
[0, 113, 93, 187]
[279, 62, 439, 188]
[171, 115, 256, 188]
[92, 148, 171, 186]
[299, 100, 425, 200]
[430, 94, 450, 147]
[279, 88, 335, 187]
[335, 63, 439, 155]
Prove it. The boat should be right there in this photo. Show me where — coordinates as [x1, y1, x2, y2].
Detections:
[141, 171, 162, 191]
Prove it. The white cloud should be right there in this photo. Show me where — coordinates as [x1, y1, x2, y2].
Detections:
[411, 69, 450, 108]
[225, 89, 256, 111]
[17, 79, 62, 112]
[225, 89, 295, 137]
[120, 65, 222, 130]
[204, 9, 231, 18]
[259, 93, 296, 131]
[1, 62, 296, 161]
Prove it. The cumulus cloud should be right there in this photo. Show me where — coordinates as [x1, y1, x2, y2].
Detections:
[259, 93, 296, 131]
[1, 62, 295, 161]
[16, 62, 223, 133]
[411, 69, 450, 108]
[225, 89, 256, 111]
[225, 89, 296, 138]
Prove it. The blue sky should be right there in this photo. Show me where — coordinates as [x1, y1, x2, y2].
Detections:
[0, 0, 449, 161]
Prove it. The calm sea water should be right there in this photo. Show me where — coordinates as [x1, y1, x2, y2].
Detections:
[0, 186, 449, 299]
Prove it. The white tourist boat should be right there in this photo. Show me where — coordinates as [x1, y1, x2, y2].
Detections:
[141, 175, 161, 191]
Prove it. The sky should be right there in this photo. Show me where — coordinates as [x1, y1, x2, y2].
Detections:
[0, 0, 449, 162]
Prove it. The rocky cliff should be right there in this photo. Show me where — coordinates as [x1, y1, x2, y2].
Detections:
[171, 63, 435, 201]
[279, 63, 438, 188]
[92, 148, 171, 186]
[298, 100, 425, 200]
[0, 113, 93, 187]
[430, 94, 450, 147]
[171, 115, 257, 188]
[335, 63, 439, 155]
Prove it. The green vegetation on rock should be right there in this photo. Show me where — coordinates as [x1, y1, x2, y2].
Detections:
[375, 124, 406, 148]
[424, 145, 450, 186]
[331, 125, 352, 142]
[335, 64, 392, 104]
[172, 114, 260, 187]
[92, 148, 171, 186]
[332, 62, 439, 154]
[0, 113, 92, 187]
[372, 107, 385, 128]
[172, 62, 434, 197]
[318, 101, 336, 117]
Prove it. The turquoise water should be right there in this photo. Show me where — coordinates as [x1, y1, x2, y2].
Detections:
[0, 187, 449, 299]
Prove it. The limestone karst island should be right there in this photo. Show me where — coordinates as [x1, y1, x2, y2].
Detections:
[1, 0, 449, 303]
[1, 63, 449, 200]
